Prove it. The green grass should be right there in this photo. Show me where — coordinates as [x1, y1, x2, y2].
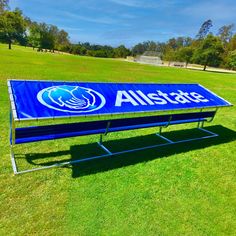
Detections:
[0, 44, 236, 236]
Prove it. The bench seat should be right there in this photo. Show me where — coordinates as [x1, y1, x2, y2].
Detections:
[13, 111, 216, 145]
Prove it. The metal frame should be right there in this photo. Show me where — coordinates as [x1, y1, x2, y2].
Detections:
[10, 109, 219, 175]
[8, 80, 225, 174]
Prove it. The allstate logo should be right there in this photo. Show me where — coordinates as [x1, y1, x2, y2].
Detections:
[37, 85, 106, 113]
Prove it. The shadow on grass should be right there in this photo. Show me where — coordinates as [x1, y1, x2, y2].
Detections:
[24, 125, 236, 177]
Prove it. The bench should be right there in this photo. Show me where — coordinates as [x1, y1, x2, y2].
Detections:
[170, 61, 186, 67]
[8, 80, 232, 174]
[10, 110, 218, 174]
[13, 111, 216, 144]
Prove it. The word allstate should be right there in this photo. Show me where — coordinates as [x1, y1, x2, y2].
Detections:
[115, 90, 209, 106]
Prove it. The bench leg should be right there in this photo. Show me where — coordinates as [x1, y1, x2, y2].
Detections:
[197, 127, 218, 137]
[97, 134, 113, 155]
[156, 123, 218, 145]
[156, 126, 174, 143]
[154, 122, 218, 146]
[10, 145, 18, 175]
[197, 120, 218, 137]
[11, 152, 113, 175]
[197, 120, 205, 128]
[156, 133, 174, 143]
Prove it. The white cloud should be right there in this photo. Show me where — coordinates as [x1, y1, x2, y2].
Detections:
[108, 0, 177, 8]
[109, 0, 145, 7]
[182, 2, 236, 21]
[61, 27, 84, 32]
[62, 12, 118, 25]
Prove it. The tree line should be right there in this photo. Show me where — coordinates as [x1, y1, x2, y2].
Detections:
[0, 0, 236, 70]
[131, 21, 236, 70]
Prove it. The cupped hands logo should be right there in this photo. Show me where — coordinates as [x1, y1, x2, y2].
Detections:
[37, 85, 105, 113]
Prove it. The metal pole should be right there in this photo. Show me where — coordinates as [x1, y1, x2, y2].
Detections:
[99, 134, 103, 144]
[197, 109, 203, 128]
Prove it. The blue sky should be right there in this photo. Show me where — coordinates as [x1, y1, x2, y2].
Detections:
[10, 0, 236, 47]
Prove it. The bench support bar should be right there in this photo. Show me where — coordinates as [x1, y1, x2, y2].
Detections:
[156, 127, 218, 144]
[11, 127, 218, 175]
[97, 141, 113, 155]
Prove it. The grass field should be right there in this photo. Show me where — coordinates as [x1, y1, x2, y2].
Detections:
[0, 44, 236, 235]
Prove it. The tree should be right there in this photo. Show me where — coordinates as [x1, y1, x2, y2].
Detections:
[28, 22, 55, 51]
[0, 9, 26, 49]
[46, 24, 59, 51]
[0, 0, 9, 13]
[27, 20, 70, 52]
[167, 38, 178, 50]
[132, 42, 148, 55]
[71, 44, 87, 55]
[27, 21, 41, 49]
[227, 34, 236, 51]
[196, 19, 213, 40]
[146, 41, 158, 51]
[226, 50, 236, 70]
[56, 30, 70, 50]
[163, 47, 177, 65]
[39, 24, 55, 51]
[192, 34, 224, 70]
[217, 24, 234, 45]
[132, 41, 167, 56]
[176, 46, 194, 67]
[114, 45, 131, 58]
[183, 37, 193, 47]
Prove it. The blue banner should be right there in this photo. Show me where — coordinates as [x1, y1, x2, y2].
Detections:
[8, 80, 231, 121]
